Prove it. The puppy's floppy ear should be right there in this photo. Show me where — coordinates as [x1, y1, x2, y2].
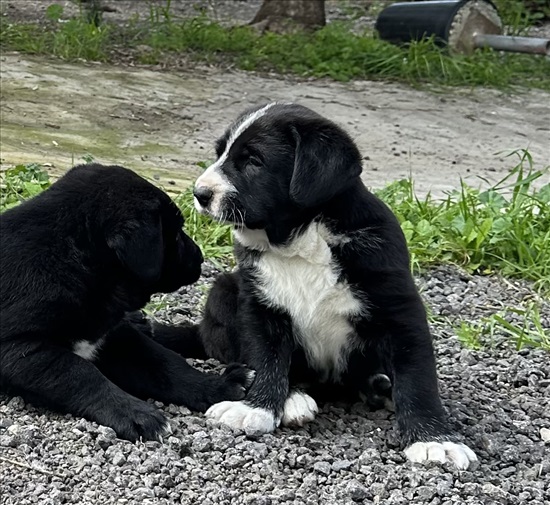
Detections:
[106, 213, 164, 283]
[289, 125, 363, 208]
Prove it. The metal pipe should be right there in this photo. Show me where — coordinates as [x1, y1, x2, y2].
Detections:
[473, 34, 550, 56]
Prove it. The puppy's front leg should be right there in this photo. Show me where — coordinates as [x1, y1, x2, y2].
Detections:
[95, 320, 252, 412]
[366, 273, 477, 469]
[205, 298, 294, 435]
[0, 341, 166, 441]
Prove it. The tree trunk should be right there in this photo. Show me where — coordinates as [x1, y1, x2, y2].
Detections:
[251, 0, 326, 33]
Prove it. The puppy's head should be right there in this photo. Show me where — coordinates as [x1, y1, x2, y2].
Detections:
[193, 103, 363, 233]
[65, 164, 203, 293]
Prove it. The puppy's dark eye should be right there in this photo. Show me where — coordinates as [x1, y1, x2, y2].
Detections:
[248, 155, 263, 168]
[235, 151, 262, 172]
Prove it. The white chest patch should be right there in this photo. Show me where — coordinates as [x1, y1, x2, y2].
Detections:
[72, 337, 104, 362]
[235, 223, 365, 378]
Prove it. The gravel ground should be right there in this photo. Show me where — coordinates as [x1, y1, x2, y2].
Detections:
[1, 263, 549, 505]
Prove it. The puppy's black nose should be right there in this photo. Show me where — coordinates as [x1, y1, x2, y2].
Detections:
[193, 186, 213, 207]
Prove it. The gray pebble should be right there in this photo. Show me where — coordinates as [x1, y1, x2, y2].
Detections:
[313, 461, 331, 475]
[332, 459, 353, 472]
[347, 479, 369, 501]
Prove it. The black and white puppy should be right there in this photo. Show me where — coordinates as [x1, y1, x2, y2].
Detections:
[0, 163, 250, 441]
[185, 103, 477, 468]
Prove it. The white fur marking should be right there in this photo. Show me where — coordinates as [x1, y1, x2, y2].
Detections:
[228, 103, 278, 148]
[405, 441, 477, 470]
[195, 103, 278, 218]
[193, 169, 236, 217]
[281, 391, 318, 427]
[235, 222, 365, 379]
[233, 228, 271, 251]
[205, 401, 278, 435]
[72, 337, 104, 361]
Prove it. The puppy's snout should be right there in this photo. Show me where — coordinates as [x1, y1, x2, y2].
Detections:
[193, 186, 214, 208]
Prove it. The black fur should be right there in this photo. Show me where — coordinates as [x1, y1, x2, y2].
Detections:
[155, 104, 460, 447]
[0, 163, 250, 441]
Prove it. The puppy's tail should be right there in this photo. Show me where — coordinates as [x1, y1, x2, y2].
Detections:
[150, 321, 208, 360]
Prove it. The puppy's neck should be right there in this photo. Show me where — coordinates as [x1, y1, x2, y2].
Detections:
[233, 221, 344, 261]
[233, 227, 271, 251]
[233, 183, 370, 251]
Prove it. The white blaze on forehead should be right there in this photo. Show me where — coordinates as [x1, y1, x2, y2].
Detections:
[226, 102, 278, 151]
[194, 102, 279, 216]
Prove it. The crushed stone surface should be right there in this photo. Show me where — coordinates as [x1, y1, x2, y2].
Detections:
[1, 263, 549, 504]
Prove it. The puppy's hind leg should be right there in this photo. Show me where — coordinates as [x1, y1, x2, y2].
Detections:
[347, 346, 394, 411]
[131, 271, 242, 364]
[95, 320, 253, 413]
[0, 341, 166, 441]
[363, 275, 477, 469]
[198, 271, 242, 364]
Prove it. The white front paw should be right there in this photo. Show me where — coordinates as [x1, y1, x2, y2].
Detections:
[281, 390, 318, 427]
[205, 401, 278, 435]
[405, 441, 477, 470]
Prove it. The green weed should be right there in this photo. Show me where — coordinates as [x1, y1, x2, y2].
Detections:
[456, 320, 484, 350]
[137, 18, 550, 89]
[455, 301, 549, 351]
[173, 188, 234, 267]
[0, 164, 51, 211]
[494, 0, 550, 34]
[377, 150, 550, 292]
[1, 4, 110, 61]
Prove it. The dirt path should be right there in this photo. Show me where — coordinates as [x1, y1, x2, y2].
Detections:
[1, 52, 549, 196]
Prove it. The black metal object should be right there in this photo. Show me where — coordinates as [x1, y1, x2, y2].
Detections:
[375, 0, 550, 56]
[375, 0, 473, 47]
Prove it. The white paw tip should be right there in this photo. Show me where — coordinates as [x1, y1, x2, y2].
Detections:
[405, 441, 477, 470]
[282, 391, 318, 427]
[205, 401, 277, 435]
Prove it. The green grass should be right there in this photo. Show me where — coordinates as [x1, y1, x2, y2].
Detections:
[0, 163, 51, 211]
[455, 301, 549, 351]
[1, 153, 548, 350]
[173, 188, 234, 266]
[1, 7, 549, 90]
[0, 4, 111, 62]
[377, 150, 550, 292]
[494, 0, 550, 33]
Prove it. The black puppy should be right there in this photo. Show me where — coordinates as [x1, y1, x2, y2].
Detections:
[0, 163, 250, 441]
[153, 103, 477, 468]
